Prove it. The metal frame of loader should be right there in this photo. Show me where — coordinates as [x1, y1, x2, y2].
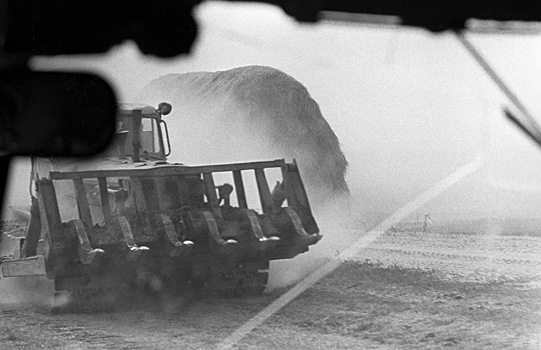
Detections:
[1, 158, 321, 310]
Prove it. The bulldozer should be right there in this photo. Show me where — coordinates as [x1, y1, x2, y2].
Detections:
[0, 102, 321, 311]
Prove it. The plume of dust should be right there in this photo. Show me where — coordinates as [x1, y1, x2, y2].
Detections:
[266, 192, 365, 290]
[0, 277, 55, 308]
[135, 66, 357, 291]
[137, 66, 349, 205]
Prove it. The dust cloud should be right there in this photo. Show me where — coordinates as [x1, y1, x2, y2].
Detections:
[267, 203, 360, 290]
[0, 276, 55, 308]
[138, 65, 349, 206]
[138, 65, 356, 289]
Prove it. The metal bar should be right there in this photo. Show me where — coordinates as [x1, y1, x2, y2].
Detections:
[203, 173, 219, 207]
[113, 216, 149, 261]
[454, 30, 541, 146]
[202, 211, 227, 251]
[142, 178, 160, 212]
[72, 219, 104, 264]
[97, 177, 112, 223]
[73, 178, 92, 226]
[49, 159, 287, 180]
[130, 177, 146, 213]
[504, 108, 541, 149]
[132, 110, 142, 162]
[160, 213, 192, 257]
[203, 173, 222, 220]
[285, 160, 310, 209]
[281, 164, 297, 207]
[125, 178, 152, 237]
[233, 170, 247, 209]
[155, 177, 171, 211]
[175, 175, 188, 207]
[36, 179, 62, 244]
[254, 168, 274, 213]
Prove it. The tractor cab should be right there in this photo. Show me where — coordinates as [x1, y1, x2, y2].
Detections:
[106, 102, 172, 161]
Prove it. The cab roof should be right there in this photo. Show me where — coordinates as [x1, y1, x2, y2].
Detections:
[117, 103, 159, 116]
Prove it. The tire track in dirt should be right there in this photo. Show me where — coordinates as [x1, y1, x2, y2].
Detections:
[368, 244, 541, 264]
[355, 232, 541, 282]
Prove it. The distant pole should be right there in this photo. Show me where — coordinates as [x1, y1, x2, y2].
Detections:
[423, 213, 432, 232]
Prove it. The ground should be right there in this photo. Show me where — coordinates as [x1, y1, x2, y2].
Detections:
[1, 229, 540, 349]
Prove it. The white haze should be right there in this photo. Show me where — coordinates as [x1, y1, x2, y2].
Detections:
[1, 2, 541, 292]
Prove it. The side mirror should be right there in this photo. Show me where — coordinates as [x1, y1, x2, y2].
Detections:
[157, 102, 172, 116]
[0, 71, 117, 157]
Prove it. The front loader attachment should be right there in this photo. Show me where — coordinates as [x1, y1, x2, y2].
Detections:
[1, 159, 321, 309]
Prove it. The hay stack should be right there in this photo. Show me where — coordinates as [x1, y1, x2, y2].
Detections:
[141, 65, 348, 204]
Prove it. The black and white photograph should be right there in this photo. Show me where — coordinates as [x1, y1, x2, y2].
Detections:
[1, 1, 541, 349]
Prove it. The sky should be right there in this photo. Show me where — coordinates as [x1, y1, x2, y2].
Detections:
[5, 2, 541, 223]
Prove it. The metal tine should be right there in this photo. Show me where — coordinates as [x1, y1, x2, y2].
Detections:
[254, 168, 274, 214]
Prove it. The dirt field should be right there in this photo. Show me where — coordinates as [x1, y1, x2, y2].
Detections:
[1, 229, 541, 349]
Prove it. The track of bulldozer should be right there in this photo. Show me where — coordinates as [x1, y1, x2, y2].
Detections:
[1, 219, 272, 313]
[51, 262, 270, 313]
